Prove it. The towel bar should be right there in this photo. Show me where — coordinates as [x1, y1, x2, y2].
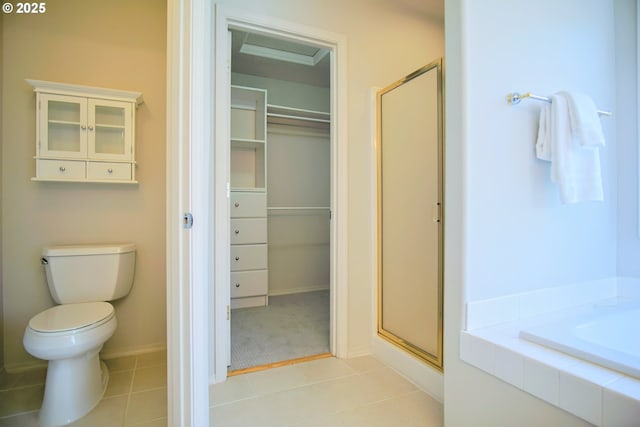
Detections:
[507, 92, 612, 116]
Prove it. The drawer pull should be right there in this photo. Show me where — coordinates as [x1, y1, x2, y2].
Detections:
[234, 229, 240, 235]
[107, 168, 113, 174]
[235, 283, 240, 288]
[59, 166, 66, 172]
[234, 202, 240, 208]
[235, 256, 240, 261]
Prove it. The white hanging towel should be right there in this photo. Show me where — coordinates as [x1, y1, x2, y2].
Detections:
[536, 102, 551, 161]
[559, 91, 606, 148]
[535, 93, 604, 204]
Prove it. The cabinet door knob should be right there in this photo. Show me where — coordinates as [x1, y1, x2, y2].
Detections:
[235, 256, 239, 261]
[234, 202, 240, 208]
[59, 166, 66, 172]
[88, 126, 94, 131]
[81, 125, 86, 130]
[235, 283, 240, 288]
[234, 229, 240, 235]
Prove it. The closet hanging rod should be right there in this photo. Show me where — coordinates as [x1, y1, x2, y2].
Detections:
[506, 92, 612, 116]
[267, 113, 331, 124]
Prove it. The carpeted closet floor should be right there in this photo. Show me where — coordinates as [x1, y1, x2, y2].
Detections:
[230, 290, 330, 371]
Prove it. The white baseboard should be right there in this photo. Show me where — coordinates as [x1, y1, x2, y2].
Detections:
[4, 359, 48, 373]
[268, 285, 329, 297]
[5, 344, 167, 372]
[372, 336, 444, 403]
[344, 345, 370, 359]
[100, 343, 167, 360]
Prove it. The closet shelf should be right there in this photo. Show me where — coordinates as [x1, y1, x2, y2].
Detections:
[266, 105, 330, 130]
[267, 104, 330, 122]
[231, 138, 266, 150]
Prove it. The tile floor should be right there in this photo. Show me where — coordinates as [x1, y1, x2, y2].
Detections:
[1, 353, 443, 427]
[0, 350, 167, 426]
[211, 355, 444, 427]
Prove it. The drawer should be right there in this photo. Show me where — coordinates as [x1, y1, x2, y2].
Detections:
[231, 244, 267, 271]
[230, 270, 268, 298]
[231, 192, 266, 217]
[231, 218, 267, 244]
[87, 162, 132, 181]
[37, 159, 85, 180]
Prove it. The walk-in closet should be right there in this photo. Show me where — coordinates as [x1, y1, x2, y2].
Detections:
[228, 29, 332, 372]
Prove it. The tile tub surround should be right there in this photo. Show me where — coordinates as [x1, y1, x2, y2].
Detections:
[0, 349, 167, 426]
[462, 278, 640, 426]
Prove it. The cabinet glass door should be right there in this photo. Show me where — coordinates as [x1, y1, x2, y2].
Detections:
[88, 99, 132, 160]
[40, 94, 87, 158]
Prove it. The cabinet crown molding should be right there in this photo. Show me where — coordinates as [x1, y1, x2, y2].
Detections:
[26, 79, 144, 106]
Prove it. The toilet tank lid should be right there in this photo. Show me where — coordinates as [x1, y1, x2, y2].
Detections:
[42, 243, 136, 257]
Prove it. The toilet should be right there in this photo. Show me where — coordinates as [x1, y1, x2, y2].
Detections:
[23, 243, 136, 427]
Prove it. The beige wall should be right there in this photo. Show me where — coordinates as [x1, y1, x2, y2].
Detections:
[1, 0, 167, 369]
[217, 0, 444, 356]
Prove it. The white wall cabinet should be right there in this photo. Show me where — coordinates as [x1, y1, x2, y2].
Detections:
[27, 79, 143, 183]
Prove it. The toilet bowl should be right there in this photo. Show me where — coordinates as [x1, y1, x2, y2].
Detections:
[23, 243, 136, 427]
[24, 302, 117, 427]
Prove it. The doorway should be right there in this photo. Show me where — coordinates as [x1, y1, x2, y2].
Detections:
[212, 8, 349, 383]
[228, 28, 332, 372]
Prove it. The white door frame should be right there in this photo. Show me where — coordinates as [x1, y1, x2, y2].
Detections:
[166, 1, 349, 424]
[211, 5, 350, 384]
[166, 0, 213, 425]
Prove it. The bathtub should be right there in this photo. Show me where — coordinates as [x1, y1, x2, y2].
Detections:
[519, 302, 640, 379]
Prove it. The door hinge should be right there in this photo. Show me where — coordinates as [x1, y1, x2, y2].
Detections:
[183, 212, 193, 229]
[432, 202, 442, 223]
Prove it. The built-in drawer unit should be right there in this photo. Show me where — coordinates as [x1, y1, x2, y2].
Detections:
[230, 270, 268, 298]
[231, 192, 267, 218]
[230, 244, 268, 271]
[230, 218, 267, 245]
[229, 88, 268, 309]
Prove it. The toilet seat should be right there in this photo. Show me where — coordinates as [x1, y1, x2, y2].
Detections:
[28, 302, 114, 334]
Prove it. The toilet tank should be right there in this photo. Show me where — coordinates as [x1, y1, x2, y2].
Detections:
[41, 243, 136, 304]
